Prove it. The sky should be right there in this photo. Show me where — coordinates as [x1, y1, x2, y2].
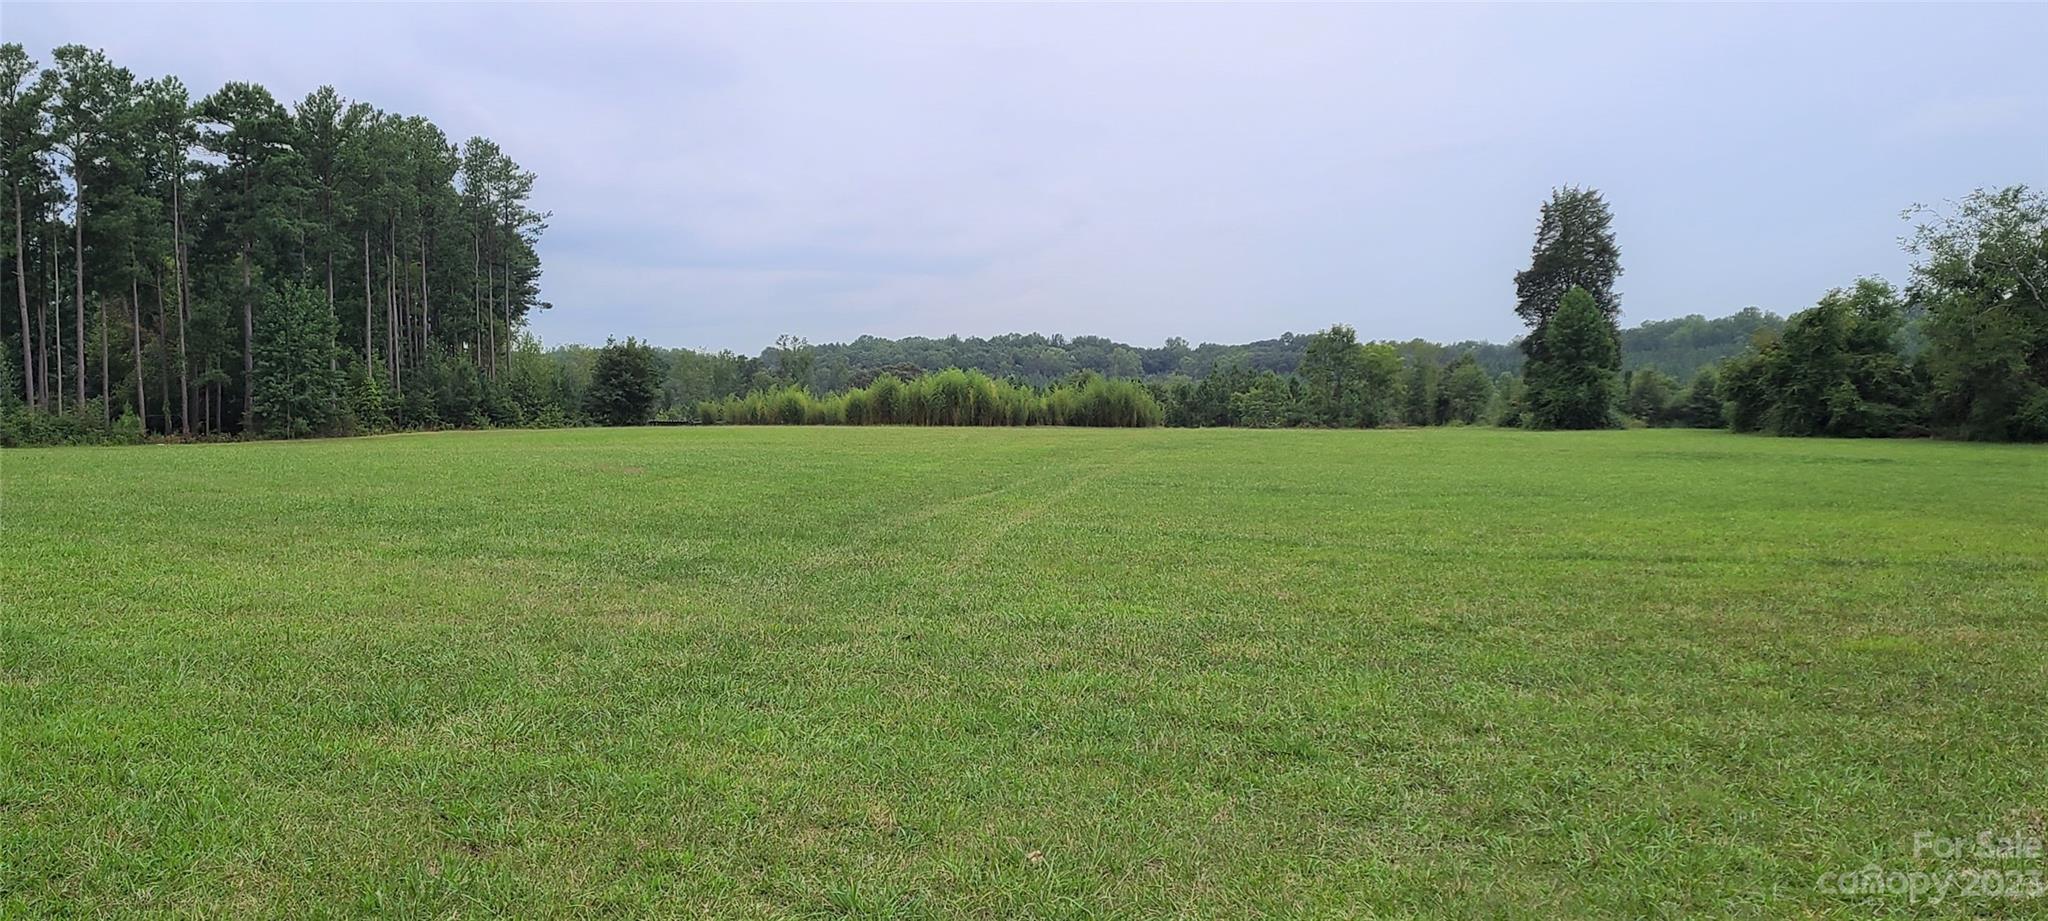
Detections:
[7, 3, 2044, 352]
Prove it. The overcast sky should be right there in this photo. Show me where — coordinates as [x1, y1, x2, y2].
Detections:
[8, 3, 2044, 352]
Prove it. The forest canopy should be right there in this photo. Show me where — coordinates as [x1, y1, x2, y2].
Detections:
[0, 42, 547, 440]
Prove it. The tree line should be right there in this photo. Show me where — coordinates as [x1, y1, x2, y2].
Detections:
[1515, 184, 2047, 440]
[0, 43, 548, 443]
[674, 184, 2041, 440]
[4, 43, 2038, 445]
[720, 313, 1776, 398]
[1715, 187, 2047, 441]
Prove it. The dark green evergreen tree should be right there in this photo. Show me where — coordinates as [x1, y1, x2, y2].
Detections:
[1525, 287, 1621, 429]
[583, 336, 660, 426]
[251, 283, 342, 437]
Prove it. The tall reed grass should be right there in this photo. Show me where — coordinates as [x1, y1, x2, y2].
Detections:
[697, 368, 1162, 427]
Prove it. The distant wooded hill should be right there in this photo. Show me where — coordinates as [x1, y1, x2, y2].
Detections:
[765, 307, 1785, 390]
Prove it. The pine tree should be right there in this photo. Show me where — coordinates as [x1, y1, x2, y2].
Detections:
[348, 361, 388, 432]
[1525, 287, 1621, 429]
[1, 44, 54, 410]
[251, 283, 342, 437]
[198, 81, 305, 430]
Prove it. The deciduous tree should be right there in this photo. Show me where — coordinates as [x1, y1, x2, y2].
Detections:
[1515, 186, 1622, 363]
[1910, 186, 2048, 441]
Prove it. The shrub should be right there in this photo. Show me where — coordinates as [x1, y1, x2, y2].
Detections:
[583, 337, 662, 426]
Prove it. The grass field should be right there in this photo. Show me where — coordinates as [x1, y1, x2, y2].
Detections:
[4, 427, 2045, 917]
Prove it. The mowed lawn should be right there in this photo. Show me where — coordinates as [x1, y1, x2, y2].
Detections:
[3, 427, 2044, 918]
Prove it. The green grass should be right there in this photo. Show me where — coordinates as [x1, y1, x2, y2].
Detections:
[3, 427, 2045, 918]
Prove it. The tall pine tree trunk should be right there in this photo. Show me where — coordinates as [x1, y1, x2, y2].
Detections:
[362, 228, 372, 369]
[386, 227, 400, 396]
[73, 172, 85, 408]
[154, 272, 170, 434]
[325, 190, 336, 372]
[13, 184, 34, 408]
[172, 167, 191, 436]
[420, 231, 429, 361]
[36, 239, 49, 410]
[130, 275, 145, 428]
[399, 246, 411, 369]
[471, 229, 481, 363]
[482, 214, 495, 378]
[486, 256, 497, 378]
[495, 214, 509, 373]
[327, 251, 336, 372]
[100, 289, 109, 421]
[501, 258, 511, 374]
[50, 219, 62, 412]
[241, 242, 253, 431]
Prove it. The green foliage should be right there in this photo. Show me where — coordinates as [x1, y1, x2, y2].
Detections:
[1442, 353, 1494, 424]
[422, 350, 485, 427]
[0, 398, 142, 446]
[659, 347, 753, 419]
[1515, 186, 1622, 359]
[1353, 344, 1406, 427]
[1294, 326, 1406, 428]
[1403, 348, 1444, 426]
[397, 381, 438, 429]
[1910, 185, 2048, 441]
[0, 335, 20, 413]
[1182, 363, 1255, 427]
[347, 361, 389, 433]
[769, 334, 814, 388]
[1108, 347, 1143, 379]
[1624, 369, 1679, 426]
[504, 334, 572, 427]
[581, 337, 661, 426]
[1673, 366, 1725, 429]
[1490, 373, 1526, 427]
[1298, 324, 1361, 426]
[1524, 288, 1621, 429]
[748, 313, 1766, 400]
[1721, 279, 1924, 437]
[494, 311, 1789, 433]
[1226, 372, 1295, 428]
[251, 284, 343, 438]
[1620, 308, 1785, 380]
[698, 368, 1163, 427]
[1, 43, 549, 439]
[5, 38, 2029, 446]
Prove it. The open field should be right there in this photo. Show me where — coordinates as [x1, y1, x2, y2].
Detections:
[3, 427, 2045, 917]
